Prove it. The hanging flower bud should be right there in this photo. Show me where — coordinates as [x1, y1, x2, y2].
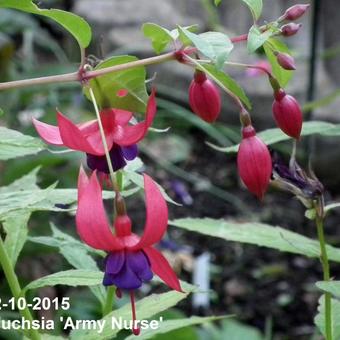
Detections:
[237, 125, 272, 199]
[283, 4, 310, 21]
[281, 23, 302, 37]
[189, 70, 221, 123]
[272, 89, 303, 139]
[275, 52, 296, 70]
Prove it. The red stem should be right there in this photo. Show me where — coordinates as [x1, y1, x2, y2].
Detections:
[231, 33, 248, 43]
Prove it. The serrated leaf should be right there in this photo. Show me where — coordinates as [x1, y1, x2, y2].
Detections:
[125, 316, 231, 340]
[142, 23, 173, 54]
[241, 0, 263, 20]
[30, 223, 106, 305]
[2, 211, 31, 266]
[194, 63, 251, 109]
[178, 27, 233, 68]
[170, 218, 340, 262]
[264, 38, 293, 87]
[316, 281, 340, 299]
[84, 55, 148, 112]
[22, 270, 103, 292]
[247, 25, 272, 53]
[0, 126, 46, 160]
[71, 283, 197, 339]
[314, 295, 340, 339]
[0, 0, 91, 48]
[212, 121, 340, 153]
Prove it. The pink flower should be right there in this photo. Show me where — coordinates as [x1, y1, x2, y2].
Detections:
[272, 89, 303, 139]
[76, 167, 182, 334]
[283, 4, 310, 21]
[237, 125, 272, 199]
[189, 70, 221, 123]
[33, 90, 156, 174]
[281, 23, 302, 37]
[275, 52, 296, 70]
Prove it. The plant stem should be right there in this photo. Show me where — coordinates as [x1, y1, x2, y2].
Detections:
[103, 286, 115, 316]
[0, 237, 41, 340]
[0, 52, 176, 91]
[315, 214, 332, 340]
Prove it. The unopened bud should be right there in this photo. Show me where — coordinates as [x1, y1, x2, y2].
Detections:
[275, 52, 296, 70]
[281, 23, 302, 37]
[283, 4, 310, 21]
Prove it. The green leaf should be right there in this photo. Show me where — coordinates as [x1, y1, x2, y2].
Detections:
[178, 27, 233, 68]
[316, 281, 340, 299]
[247, 25, 272, 53]
[324, 203, 340, 215]
[2, 211, 31, 266]
[22, 270, 103, 293]
[240, 0, 263, 20]
[315, 295, 340, 339]
[30, 223, 106, 305]
[123, 170, 180, 206]
[125, 316, 232, 340]
[0, 126, 46, 160]
[84, 55, 148, 112]
[142, 23, 173, 54]
[170, 218, 340, 262]
[211, 121, 340, 153]
[264, 38, 293, 87]
[214, 0, 222, 6]
[71, 283, 197, 339]
[0, 0, 91, 48]
[218, 319, 263, 340]
[194, 63, 251, 109]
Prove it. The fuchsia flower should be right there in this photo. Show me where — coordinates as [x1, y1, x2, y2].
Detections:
[237, 125, 272, 199]
[76, 167, 182, 335]
[272, 89, 303, 139]
[283, 4, 310, 21]
[33, 90, 156, 174]
[281, 23, 302, 37]
[189, 70, 221, 123]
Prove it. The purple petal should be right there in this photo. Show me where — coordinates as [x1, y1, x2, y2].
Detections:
[105, 251, 125, 274]
[110, 262, 142, 290]
[127, 251, 153, 282]
[122, 144, 138, 161]
[109, 146, 127, 171]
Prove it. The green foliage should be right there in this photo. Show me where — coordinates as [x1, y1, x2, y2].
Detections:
[247, 25, 273, 53]
[178, 27, 233, 69]
[315, 295, 340, 339]
[214, 0, 222, 6]
[22, 270, 103, 292]
[264, 38, 293, 87]
[142, 23, 197, 54]
[2, 211, 31, 266]
[0, 126, 46, 160]
[240, 0, 263, 21]
[124, 316, 231, 340]
[170, 218, 340, 262]
[71, 282, 197, 339]
[210, 121, 340, 153]
[316, 281, 340, 299]
[0, 0, 92, 49]
[84, 56, 148, 112]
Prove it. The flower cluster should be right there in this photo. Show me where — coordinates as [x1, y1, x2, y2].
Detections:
[33, 89, 182, 335]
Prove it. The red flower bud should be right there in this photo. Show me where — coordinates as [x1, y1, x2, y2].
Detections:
[283, 4, 310, 21]
[237, 125, 272, 200]
[281, 23, 302, 37]
[275, 52, 296, 70]
[272, 90, 303, 139]
[189, 70, 221, 123]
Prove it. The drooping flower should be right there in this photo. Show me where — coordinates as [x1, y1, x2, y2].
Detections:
[33, 90, 156, 174]
[275, 52, 296, 70]
[189, 70, 221, 123]
[76, 167, 182, 335]
[272, 89, 303, 139]
[237, 125, 272, 199]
